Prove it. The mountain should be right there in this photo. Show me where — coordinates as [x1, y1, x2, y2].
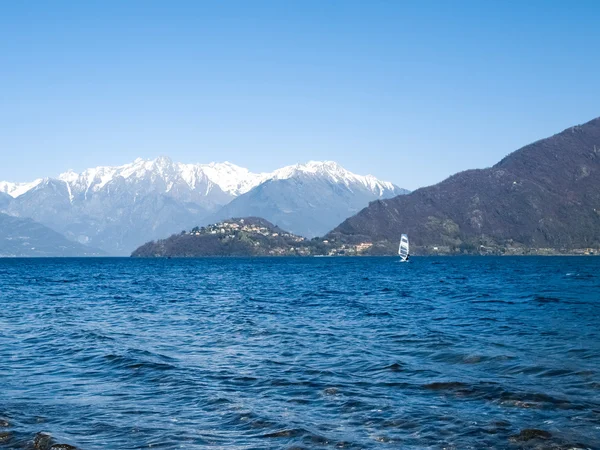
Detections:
[2, 157, 263, 255]
[132, 217, 317, 257]
[132, 216, 382, 258]
[0, 213, 104, 257]
[328, 117, 600, 254]
[209, 161, 408, 237]
[1, 158, 405, 255]
[0, 179, 44, 198]
[0, 192, 11, 210]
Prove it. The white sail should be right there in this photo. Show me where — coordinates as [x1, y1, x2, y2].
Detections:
[399, 234, 409, 261]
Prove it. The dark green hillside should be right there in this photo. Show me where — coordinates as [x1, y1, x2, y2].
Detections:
[328, 117, 600, 255]
[132, 217, 381, 257]
[132, 217, 323, 257]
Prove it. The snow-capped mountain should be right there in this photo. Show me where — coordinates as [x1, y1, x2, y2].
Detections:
[54, 156, 271, 200]
[0, 179, 44, 198]
[0, 157, 407, 254]
[210, 161, 408, 237]
[1, 159, 401, 201]
[269, 161, 399, 196]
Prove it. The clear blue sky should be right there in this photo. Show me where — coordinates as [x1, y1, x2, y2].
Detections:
[1, 0, 599, 190]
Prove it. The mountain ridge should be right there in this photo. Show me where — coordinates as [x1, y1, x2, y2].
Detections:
[327, 116, 600, 254]
[0, 213, 105, 257]
[0, 158, 406, 254]
[210, 171, 407, 237]
[131, 216, 376, 258]
[1, 158, 402, 200]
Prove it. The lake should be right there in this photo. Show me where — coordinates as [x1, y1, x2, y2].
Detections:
[0, 257, 598, 449]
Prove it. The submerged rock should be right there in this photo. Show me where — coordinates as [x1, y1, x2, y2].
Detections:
[31, 432, 78, 450]
[509, 428, 552, 442]
[33, 432, 55, 449]
[0, 431, 13, 442]
[323, 387, 339, 396]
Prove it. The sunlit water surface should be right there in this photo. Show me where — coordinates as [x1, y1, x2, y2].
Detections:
[0, 257, 599, 449]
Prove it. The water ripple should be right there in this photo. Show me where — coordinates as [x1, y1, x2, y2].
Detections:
[0, 256, 599, 449]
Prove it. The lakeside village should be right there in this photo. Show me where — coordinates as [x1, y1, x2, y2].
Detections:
[185, 219, 374, 256]
[181, 219, 600, 257]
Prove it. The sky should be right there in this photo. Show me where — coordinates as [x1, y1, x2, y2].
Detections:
[1, 1, 599, 190]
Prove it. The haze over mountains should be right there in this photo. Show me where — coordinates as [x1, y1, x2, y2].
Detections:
[0, 213, 104, 257]
[0, 158, 406, 255]
[329, 117, 600, 254]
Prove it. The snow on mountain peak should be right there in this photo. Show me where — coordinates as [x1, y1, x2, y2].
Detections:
[268, 160, 398, 196]
[0, 179, 44, 198]
[1, 158, 400, 199]
[58, 170, 79, 184]
[191, 161, 268, 196]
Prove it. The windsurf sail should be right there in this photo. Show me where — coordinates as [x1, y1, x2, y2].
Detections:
[399, 234, 409, 261]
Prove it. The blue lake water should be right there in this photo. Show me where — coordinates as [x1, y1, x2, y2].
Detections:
[0, 257, 599, 449]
